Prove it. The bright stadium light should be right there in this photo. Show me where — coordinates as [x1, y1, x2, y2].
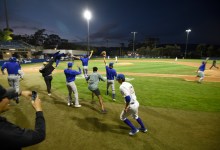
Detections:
[84, 9, 92, 53]
[185, 29, 191, 58]
[131, 32, 137, 57]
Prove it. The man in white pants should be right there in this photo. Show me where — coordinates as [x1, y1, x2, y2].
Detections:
[196, 57, 209, 83]
[1, 57, 20, 103]
[116, 74, 147, 136]
[64, 62, 82, 107]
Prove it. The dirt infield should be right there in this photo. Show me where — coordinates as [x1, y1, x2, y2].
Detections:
[23, 60, 220, 82]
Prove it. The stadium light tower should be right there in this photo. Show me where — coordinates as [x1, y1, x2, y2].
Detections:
[84, 9, 92, 54]
[131, 32, 137, 57]
[185, 29, 191, 58]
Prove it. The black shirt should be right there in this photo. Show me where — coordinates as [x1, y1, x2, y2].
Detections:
[0, 111, 46, 150]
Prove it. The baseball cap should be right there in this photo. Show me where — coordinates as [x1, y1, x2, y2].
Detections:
[68, 62, 73, 67]
[0, 85, 18, 101]
[116, 74, 125, 80]
[109, 62, 114, 66]
[9, 57, 17, 62]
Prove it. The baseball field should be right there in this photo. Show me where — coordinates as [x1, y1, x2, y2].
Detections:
[1, 58, 220, 150]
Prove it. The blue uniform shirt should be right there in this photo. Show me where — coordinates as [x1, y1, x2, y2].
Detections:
[64, 68, 81, 82]
[80, 57, 89, 66]
[1, 62, 20, 74]
[199, 63, 206, 71]
[105, 66, 117, 80]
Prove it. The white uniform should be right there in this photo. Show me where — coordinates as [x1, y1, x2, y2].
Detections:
[119, 82, 139, 120]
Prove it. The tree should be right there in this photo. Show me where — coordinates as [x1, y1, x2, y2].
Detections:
[195, 44, 206, 58]
[44, 34, 61, 49]
[0, 28, 13, 41]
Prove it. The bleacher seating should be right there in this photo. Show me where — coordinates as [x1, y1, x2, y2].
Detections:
[0, 40, 34, 49]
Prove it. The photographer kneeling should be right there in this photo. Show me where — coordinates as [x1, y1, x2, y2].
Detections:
[0, 85, 45, 149]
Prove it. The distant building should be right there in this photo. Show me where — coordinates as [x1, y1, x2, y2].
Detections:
[0, 40, 35, 60]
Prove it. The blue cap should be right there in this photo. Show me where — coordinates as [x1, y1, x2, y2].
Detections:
[109, 62, 114, 66]
[116, 74, 125, 80]
[68, 62, 73, 67]
[9, 57, 17, 62]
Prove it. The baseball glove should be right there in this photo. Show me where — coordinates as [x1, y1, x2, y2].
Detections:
[101, 51, 106, 57]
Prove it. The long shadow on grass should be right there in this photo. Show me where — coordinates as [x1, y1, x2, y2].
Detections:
[71, 116, 128, 135]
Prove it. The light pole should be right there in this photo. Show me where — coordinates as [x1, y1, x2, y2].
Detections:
[84, 9, 92, 54]
[185, 29, 191, 58]
[131, 32, 137, 57]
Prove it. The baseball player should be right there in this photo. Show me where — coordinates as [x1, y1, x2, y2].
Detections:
[116, 74, 147, 136]
[196, 57, 209, 83]
[86, 67, 107, 114]
[17, 60, 24, 80]
[55, 53, 65, 67]
[39, 59, 55, 96]
[1, 57, 21, 103]
[115, 56, 118, 63]
[209, 59, 219, 69]
[64, 62, 82, 107]
[72, 50, 93, 78]
[104, 57, 117, 101]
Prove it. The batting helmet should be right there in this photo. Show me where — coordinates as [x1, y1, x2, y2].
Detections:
[116, 74, 125, 80]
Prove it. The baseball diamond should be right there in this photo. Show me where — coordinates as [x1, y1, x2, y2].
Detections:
[0, 58, 220, 150]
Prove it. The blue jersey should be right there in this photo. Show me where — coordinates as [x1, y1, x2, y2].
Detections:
[199, 63, 206, 71]
[64, 68, 81, 82]
[1, 62, 20, 74]
[106, 66, 117, 80]
[80, 57, 89, 66]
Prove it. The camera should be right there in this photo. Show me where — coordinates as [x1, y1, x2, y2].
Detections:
[31, 91, 37, 101]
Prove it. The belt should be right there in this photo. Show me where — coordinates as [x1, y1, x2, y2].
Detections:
[130, 102, 134, 105]
[9, 74, 18, 76]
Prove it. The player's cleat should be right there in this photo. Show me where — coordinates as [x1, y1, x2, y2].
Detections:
[74, 104, 81, 108]
[67, 102, 71, 106]
[129, 129, 139, 136]
[112, 99, 116, 101]
[101, 109, 107, 114]
[48, 93, 51, 96]
[139, 128, 147, 133]
[14, 97, 19, 104]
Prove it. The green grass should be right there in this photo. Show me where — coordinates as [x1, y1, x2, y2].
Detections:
[116, 62, 196, 75]
[49, 59, 220, 112]
[1, 58, 220, 150]
[55, 59, 196, 75]
[2, 58, 219, 112]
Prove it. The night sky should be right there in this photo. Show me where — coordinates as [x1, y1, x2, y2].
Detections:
[1, 0, 220, 47]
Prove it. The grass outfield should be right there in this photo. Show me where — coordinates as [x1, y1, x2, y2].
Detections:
[50, 59, 220, 112]
[1, 58, 220, 150]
